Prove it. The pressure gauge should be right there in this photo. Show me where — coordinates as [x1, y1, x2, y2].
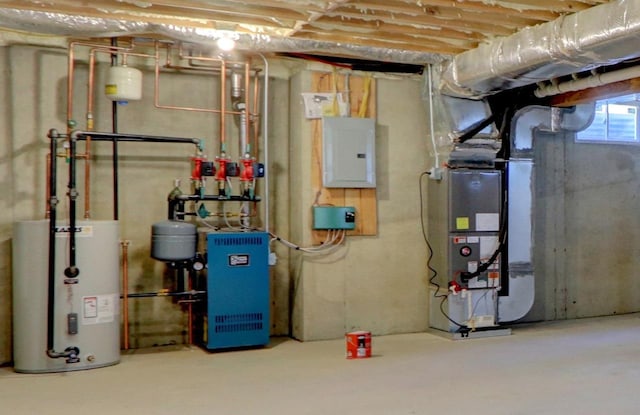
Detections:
[192, 260, 205, 271]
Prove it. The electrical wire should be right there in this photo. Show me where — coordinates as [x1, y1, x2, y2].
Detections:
[469, 289, 491, 323]
[269, 229, 346, 255]
[419, 172, 467, 329]
[459, 188, 508, 281]
[196, 215, 218, 230]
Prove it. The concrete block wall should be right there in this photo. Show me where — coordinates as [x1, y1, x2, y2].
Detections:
[0, 43, 433, 364]
[289, 71, 431, 340]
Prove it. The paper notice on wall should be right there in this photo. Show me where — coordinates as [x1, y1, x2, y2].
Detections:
[301, 92, 347, 118]
[82, 294, 117, 325]
[476, 213, 499, 231]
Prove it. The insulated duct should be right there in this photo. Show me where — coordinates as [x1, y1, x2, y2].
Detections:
[0, 8, 443, 65]
[440, 0, 640, 98]
[501, 103, 594, 322]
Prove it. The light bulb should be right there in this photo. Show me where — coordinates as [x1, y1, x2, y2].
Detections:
[217, 37, 235, 52]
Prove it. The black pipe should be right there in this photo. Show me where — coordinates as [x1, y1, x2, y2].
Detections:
[111, 37, 119, 221]
[45, 129, 77, 360]
[72, 131, 202, 147]
[176, 267, 185, 293]
[121, 290, 206, 298]
[46, 129, 59, 355]
[168, 199, 186, 220]
[168, 194, 260, 220]
[63, 135, 80, 279]
[457, 114, 496, 144]
[175, 194, 261, 202]
[168, 194, 260, 221]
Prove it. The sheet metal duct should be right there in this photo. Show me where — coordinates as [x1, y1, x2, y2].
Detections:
[0, 8, 442, 65]
[503, 104, 593, 322]
[440, 0, 640, 98]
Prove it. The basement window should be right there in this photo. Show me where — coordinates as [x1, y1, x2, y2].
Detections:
[577, 94, 640, 143]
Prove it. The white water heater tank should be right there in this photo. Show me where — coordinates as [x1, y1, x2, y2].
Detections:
[12, 220, 121, 373]
[105, 65, 142, 101]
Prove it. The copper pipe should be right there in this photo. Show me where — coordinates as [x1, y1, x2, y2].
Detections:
[66, 40, 139, 130]
[121, 240, 131, 350]
[67, 41, 152, 219]
[220, 59, 227, 148]
[178, 43, 240, 65]
[84, 50, 97, 220]
[244, 61, 251, 153]
[67, 42, 75, 133]
[154, 43, 229, 114]
[87, 50, 96, 128]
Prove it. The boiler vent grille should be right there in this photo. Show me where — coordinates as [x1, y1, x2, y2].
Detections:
[214, 313, 264, 333]
[213, 236, 264, 246]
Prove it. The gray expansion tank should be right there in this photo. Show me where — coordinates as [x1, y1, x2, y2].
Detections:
[151, 220, 197, 261]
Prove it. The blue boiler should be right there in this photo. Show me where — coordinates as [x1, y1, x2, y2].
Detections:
[205, 232, 270, 349]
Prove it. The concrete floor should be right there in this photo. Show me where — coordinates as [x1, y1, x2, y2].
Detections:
[2, 314, 640, 414]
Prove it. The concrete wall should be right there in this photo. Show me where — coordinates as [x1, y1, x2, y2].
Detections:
[423, 106, 640, 328]
[0, 43, 433, 364]
[290, 70, 431, 340]
[0, 43, 292, 363]
[0, 44, 12, 364]
[5, 42, 639, 366]
[531, 130, 640, 321]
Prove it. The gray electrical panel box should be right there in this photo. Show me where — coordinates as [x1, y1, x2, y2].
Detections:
[322, 117, 376, 188]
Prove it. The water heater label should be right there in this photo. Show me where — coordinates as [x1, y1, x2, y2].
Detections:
[82, 294, 117, 325]
[55, 226, 94, 237]
[228, 254, 250, 267]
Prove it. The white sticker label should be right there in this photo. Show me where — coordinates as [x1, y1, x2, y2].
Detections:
[83, 296, 98, 318]
[476, 213, 499, 231]
[55, 226, 94, 237]
[467, 261, 478, 273]
[467, 236, 480, 243]
[82, 294, 117, 325]
[479, 236, 499, 258]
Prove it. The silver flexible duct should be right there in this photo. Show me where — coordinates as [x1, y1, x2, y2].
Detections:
[0, 8, 443, 65]
[440, 0, 640, 98]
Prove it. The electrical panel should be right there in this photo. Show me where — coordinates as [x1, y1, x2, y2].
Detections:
[313, 206, 356, 230]
[205, 232, 270, 350]
[322, 117, 376, 188]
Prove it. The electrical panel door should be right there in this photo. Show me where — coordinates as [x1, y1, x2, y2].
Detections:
[322, 117, 376, 188]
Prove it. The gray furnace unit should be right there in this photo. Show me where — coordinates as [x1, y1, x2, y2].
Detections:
[428, 169, 509, 338]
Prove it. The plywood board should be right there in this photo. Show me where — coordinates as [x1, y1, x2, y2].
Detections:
[310, 71, 377, 244]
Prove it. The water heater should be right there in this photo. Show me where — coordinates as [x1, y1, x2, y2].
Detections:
[12, 220, 121, 373]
